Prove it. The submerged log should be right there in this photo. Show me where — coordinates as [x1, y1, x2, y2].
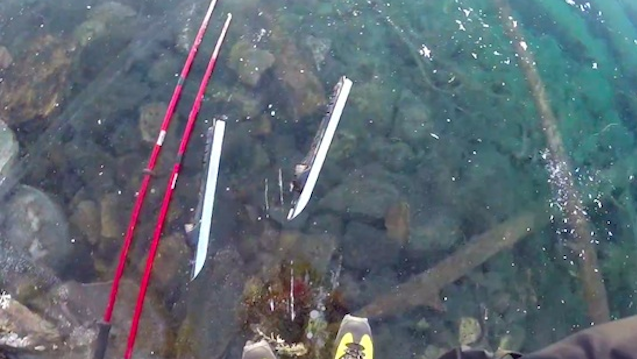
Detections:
[358, 122, 637, 319]
[357, 206, 545, 318]
[359, 0, 614, 324]
[495, 0, 610, 324]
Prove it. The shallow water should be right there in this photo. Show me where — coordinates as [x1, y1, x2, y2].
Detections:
[1, 0, 637, 358]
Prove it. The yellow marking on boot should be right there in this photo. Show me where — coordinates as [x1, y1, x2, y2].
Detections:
[334, 333, 354, 359]
[361, 334, 373, 359]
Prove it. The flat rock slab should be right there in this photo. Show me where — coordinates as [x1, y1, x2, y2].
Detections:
[178, 247, 247, 359]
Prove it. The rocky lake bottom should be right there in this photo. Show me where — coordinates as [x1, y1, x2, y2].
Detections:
[1, 0, 637, 359]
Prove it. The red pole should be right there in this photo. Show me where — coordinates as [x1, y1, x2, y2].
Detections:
[103, 0, 218, 324]
[92, 2, 219, 359]
[123, 13, 232, 359]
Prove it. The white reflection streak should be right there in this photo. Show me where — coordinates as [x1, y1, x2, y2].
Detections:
[290, 260, 295, 321]
[264, 178, 269, 214]
[542, 149, 578, 218]
[278, 168, 284, 206]
[269, 284, 275, 311]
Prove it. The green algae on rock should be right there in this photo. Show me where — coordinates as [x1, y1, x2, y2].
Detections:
[228, 40, 276, 88]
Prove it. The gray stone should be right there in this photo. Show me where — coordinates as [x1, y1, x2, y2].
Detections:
[281, 231, 338, 275]
[341, 222, 401, 271]
[319, 169, 400, 220]
[374, 140, 416, 172]
[65, 140, 116, 195]
[458, 316, 481, 346]
[2, 185, 72, 274]
[408, 209, 462, 253]
[339, 268, 400, 311]
[138, 102, 176, 144]
[74, 2, 136, 47]
[69, 200, 101, 245]
[268, 206, 308, 229]
[89, 1, 136, 23]
[306, 213, 344, 236]
[178, 247, 247, 359]
[391, 89, 434, 145]
[148, 55, 180, 84]
[0, 239, 61, 302]
[497, 324, 526, 352]
[73, 19, 106, 47]
[50, 279, 168, 358]
[346, 79, 400, 136]
[0, 294, 61, 351]
[100, 192, 125, 239]
[228, 40, 275, 88]
[108, 120, 141, 156]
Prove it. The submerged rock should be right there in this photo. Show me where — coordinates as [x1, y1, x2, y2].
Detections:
[74, 19, 107, 47]
[423, 345, 447, 359]
[384, 201, 410, 245]
[17, 279, 171, 358]
[69, 200, 101, 245]
[61, 280, 168, 357]
[341, 222, 401, 271]
[304, 35, 331, 71]
[64, 140, 117, 196]
[268, 230, 338, 275]
[373, 140, 416, 172]
[89, 2, 136, 23]
[74, 2, 136, 47]
[391, 89, 434, 145]
[306, 213, 344, 236]
[458, 316, 482, 346]
[0, 239, 61, 303]
[250, 115, 273, 137]
[99, 192, 125, 240]
[148, 55, 180, 84]
[137, 103, 180, 174]
[0, 119, 18, 183]
[268, 21, 326, 119]
[0, 34, 75, 125]
[408, 209, 462, 253]
[138, 232, 189, 298]
[348, 79, 399, 136]
[228, 40, 275, 88]
[177, 247, 247, 359]
[0, 46, 12, 69]
[139, 102, 171, 144]
[496, 324, 526, 352]
[2, 185, 72, 275]
[0, 293, 61, 351]
[227, 86, 265, 121]
[327, 130, 358, 162]
[319, 170, 400, 220]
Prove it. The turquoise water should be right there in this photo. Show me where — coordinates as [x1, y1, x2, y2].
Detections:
[0, 0, 637, 358]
